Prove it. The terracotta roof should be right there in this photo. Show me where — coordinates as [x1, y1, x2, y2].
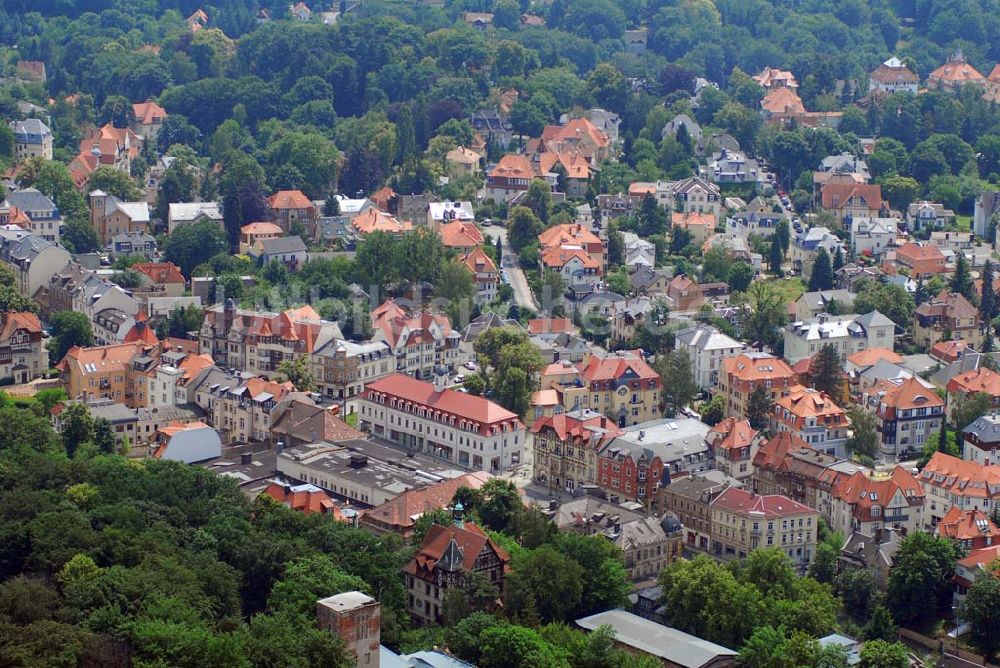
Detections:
[761, 87, 806, 115]
[244, 306, 335, 354]
[132, 261, 185, 284]
[530, 410, 623, 443]
[157, 420, 211, 438]
[364, 373, 522, 429]
[879, 376, 944, 411]
[123, 318, 159, 346]
[821, 183, 885, 211]
[540, 118, 609, 149]
[628, 183, 657, 196]
[832, 467, 925, 511]
[56, 342, 144, 374]
[363, 472, 494, 532]
[752, 432, 812, 470]
[78, 124, 141, 163]
[238, 377, 296, 401]
[753, 67, 797, 88]
[527, 318, 574, 335]
[241, 222, 283, 236]
[538, 150, 591, 179]
[708, 417, 757, 451]
[132, 101, 167, 125]
[920, 451, 1000, 498]
[371, 302, 454, 349]
[896, 241, 946, 263]
[459, 247, 497, 275]
[989, 64, 1000, 83]
[446, 146, 482, 165]
[712, 487, 815, 518]
[531, 389, 559, 407]
[541, 245, 599, 270]
[721, 353, 796, 383]
[668, 274, 699, 293]
[848, 347, 903, 367]
[268, 190, 314, 210]
[929, 53, 986, 85]
[672, 211, 716, 229]
[439, 220, 483, 248]
[580, 350, 660, 384]
[166, 338, 199, 355]
[351, 208, 412, 235]
[177, 353, 214, 383]
[776, 386, 847, 423]
[264, 482, 342, 517]
[0, 311, 41, 341]
[871, 59, 918, 84]
[947, 367, 1000, 397]
[538, 223, 602, 250]
[937, 507, 1000, 542]
[542, 361, 580, 377]
[404, 521, 510, 578]
[490, 154, 537, 179]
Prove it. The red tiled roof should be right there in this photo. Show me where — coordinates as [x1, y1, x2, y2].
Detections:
[947, 367, 1000, 398]
[268, 190, 313, 210]
[364, 373, 523, 429]
[352, 208, 412, 235]
[776, 386, 847, 422]
[132, 261, 185, 284]
[930, 55, 986, 84]
[541, 245, 599, 270]
[721, 354, 796, 383]
[439, 220, 483, 248]
[937, 507, 1000, 542]
[530, 411, 623, 443]
[527, 318, 574, 335]
[879, 376, 944, 411]
[848, 347, 903, 367]
[821, 183, 885, 211]
[404, 521, 510, 578]
[761, 87, 805, 114]
[832, 466, 925, 510]
[241, 222, 283, 236]
[708, 417, 757, 451]
[56, 342, 145, 374]
[490, 154, 537, 179]
[0, 311, 41, 341]
[363, 473, 494, 532]
[752, 431, 813, 470]
[264, 482, 342, 517]
[538, 150, 591, 179]
[896, 241, 946, 263]
[920, 452, 1000, 498]
[580, 351, 660, 384]
[132, 101, 167, 125]
[459, 247, 498, 275]
[538, 223, 602, 250]
[540, 118, 609, 149]
[712, 487, 815, 518]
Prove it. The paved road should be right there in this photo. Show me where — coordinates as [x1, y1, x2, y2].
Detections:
[486, 228, 540, 312]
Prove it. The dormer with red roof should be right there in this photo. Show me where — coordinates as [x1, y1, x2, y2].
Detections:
[403, 515, 509, 624]
[920, 451, 1000, 526]
[458, 247, 499, 306]
[0, 311, 46, 385]
[820, 182, 887, 221]
[928, 49, 986, 93]
[264, 481, 344, 518]
[438, 219, 484, 252]
[946, 367, 1000, 415]
[718, 353, 797, 419]
[710, 487, 820, 568]
[936, 507, 1000, 550]
[830, 466, 925, 535]
[874, 375, 945, 459]
[773, 386, 850, 459]
[132, 261, 186, 297]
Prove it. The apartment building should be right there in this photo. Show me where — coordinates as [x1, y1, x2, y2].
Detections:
[359, 373, 525, 473]
[871, 375, 945, 458]
[962, 414, 1000, 465]
[0, 311, 47, 384]
[710, 487, 819, 570]
[56, 342, 147, 406]
[580, 350, 662, 427]
[772, 386, 850, 458]
[370, 299, 461, 381]
[717, 353, 797, 419]
[660, 473, 733, 552]
[531, 409, 622, 493]
[783, 311, 895, 364]
[707, 418, 759, 483]
[914, 291, 981, 350]
[919, 452, 1000, 526]
[200, 376, 297, 444]
[830, 467, 926, 535]
[311, 339, 393, 401]
[674, 324, 745, 389]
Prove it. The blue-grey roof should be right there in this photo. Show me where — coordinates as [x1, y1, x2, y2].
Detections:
[5, 188, 57, 216]
[259, 235, 307, 254]
[11, 118, 51, 137]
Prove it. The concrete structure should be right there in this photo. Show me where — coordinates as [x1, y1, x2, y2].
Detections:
[317, 591, 381, 668]
[660, 473, 735, 551]
[151, 421, 221, 463]
[89, 190, 150, 246]
[359, 373, 525, 473]
[531, 409, 622, 493]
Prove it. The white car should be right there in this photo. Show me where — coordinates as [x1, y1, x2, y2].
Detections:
[453, 374, 465, 384]
[464, 361, 477, 371]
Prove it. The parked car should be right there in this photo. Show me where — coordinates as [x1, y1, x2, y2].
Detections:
[464, 361, 477, 371]
[453, 374, 465, 384]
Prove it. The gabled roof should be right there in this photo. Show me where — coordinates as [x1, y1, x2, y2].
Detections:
[241, 222, 283, 236]
[920, 451, 1000, 497]
[530, 409, 622, 444]
[879, 375, 944, 411]
[56, 342, 145, 374]
[761, 87, 806, 115]
[847, 347, 903, 368]
[937, 507, 1000, 542]
[870, 57, 918, 84]
[132, 101, 167, 125]
[929, 51, 986, 84]
[446, 146, 482, 165]
[821, 183, 884, 211]
[490, 154, 537, 179]
[754, 67, 798, 89]
[268, 190, 314, 210]
[580, 350, 659, 383]
[776, 386, 847, 423]
[897, 241, 946, 262]
[541, 245, 599, 270]
[404, 521, 509, 578]
[538, 223, 602, 250]
[264, 482, 341, 517]
[459, 247, 497, 275]
[439, 220, 483, 248]
[708, 417, 757, 451]
[0, 311, 41, 341]
[832, 467, 925, 512]
[365, 373, 521, 427]
[527, 318, 574, 335]
[721, 353, 796, 383]
[132, 261, 185, 284]
[351, 208, 412, 235]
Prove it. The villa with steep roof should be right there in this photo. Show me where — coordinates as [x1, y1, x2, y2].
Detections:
[830, 466, 925, 535]
[718, 353, 797, 419]
[873, 376, 945, 458]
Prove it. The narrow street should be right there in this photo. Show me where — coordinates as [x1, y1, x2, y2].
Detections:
[486, 228, 540, 312]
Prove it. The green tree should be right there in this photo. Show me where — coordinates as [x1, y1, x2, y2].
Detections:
[811, 344, 844, 403]
[700, 395, 726, 426]
[916, 429, 960, 468]
[886, 532, 962, 625]
[86, 166, 142, 202]
[981, 260, 996, 323]
[164, 220, 227, 276]
[846, 406, 879, 460]
[953, 392, 993, 433]
[506, 546, 584, 624]
[837, 568, 876, 616]
[509, 206, 544, 252]
[550, 532, 630, 617]
[47, 311, 94, 363]
[657, 349, 697, 417]
[852, 280, 915, 330]
[951, 253, 973, 300]
[879, 175, 920, 212]
[859, 640, 909, 668]
[727, 262, 755, 293]
[92, 418, 115, 455]
[59, 402, 93, 459]
[267, 554, 368, 618]
[276, 356, 314, 392]
[479, 624, 570, 668]
[747, 385, 772, 431]
[960, 566, 1000, 657]
[809, 248, 834, 291]
[863, 605, 898, 643]
[769, 235, 784, 277]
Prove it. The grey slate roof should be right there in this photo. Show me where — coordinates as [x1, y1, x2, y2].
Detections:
[964, 414, 1000, 444]
[5, 188, 57, 214]
[259, 235, 307, 254]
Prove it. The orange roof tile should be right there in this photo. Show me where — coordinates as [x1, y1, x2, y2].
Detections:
[721, 353, 796, 383]
[896, 241, 946, 263]
[833, 467, 925, 514]
[920, 451, 1000, 498]
[672, 211, 717, 229]
[264, 482, 342, 517]
[527, 318, 574, 335]
[132, 261, 185, 284]
[540, 245, 599, 270]
[929, 53, 986, 85]
[776, 386, 847, 422]
[937, 507, 1000, 542]
[0, 311, 41, 341]
[268, 190, 314, 210]
[708, 417, 757, 451]
[57, 342, 145, 373]
[351, 208, 412, 235]
[439, 220, 484, 248]
[459, 247, 497, 275]
[761, 87, 806, 115]
[848, 347, 903, 367]
[490, 154, 538, 179]
[404, 521, 510, 578]
[241, 222, 283, 236]
[132, 101, 167, 125]
[363, 473, 494, 532]
[580, 351, 660, 384]
[947, 367, 1000, 397]
[821, 183, 885, 212]
[538, 223, 602, 250]
[712, 488, 815, 518]
[880, 376, 944, 411]
[541, 118, 609, 149]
